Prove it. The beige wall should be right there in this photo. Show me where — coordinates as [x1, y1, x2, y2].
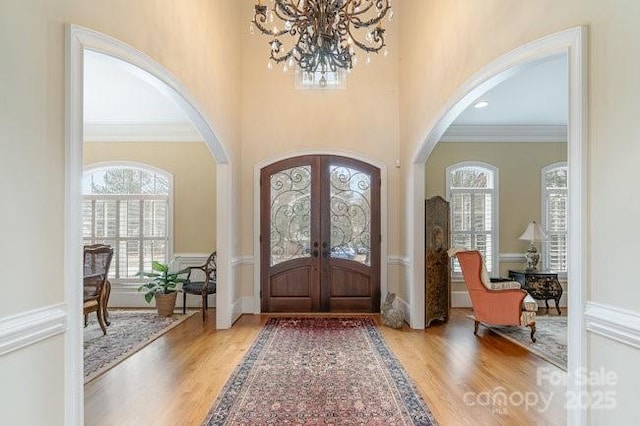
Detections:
[3, 0, 640, 423]
[237, 2, 403, 298]
[425, 142, 566, 282]
[0, 1, 240, 423]
[400, 0, 640, 421]
[84, 142, 217, 254]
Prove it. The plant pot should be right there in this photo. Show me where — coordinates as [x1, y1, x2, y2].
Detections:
[155, 291, 177, 317]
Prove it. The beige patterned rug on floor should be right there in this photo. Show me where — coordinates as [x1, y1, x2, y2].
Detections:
[84, 309, 196, 383]
[468, 314, 567, 370]
[203, 317, 437, 425]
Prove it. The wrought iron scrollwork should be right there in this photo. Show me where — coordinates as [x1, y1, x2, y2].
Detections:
[270, 166, 312, 266]
[329, 166, 371, 265]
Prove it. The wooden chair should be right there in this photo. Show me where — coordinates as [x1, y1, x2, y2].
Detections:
[83, 244, 114, 335]
[182, 251, 217, 321]
[449, 249, 537, 342]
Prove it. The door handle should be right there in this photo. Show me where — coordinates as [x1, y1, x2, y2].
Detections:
[312, 249, 319, 257]
[321, 241, 329, 258]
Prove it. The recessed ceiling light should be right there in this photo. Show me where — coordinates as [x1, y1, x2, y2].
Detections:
[474, 100, 489, 109]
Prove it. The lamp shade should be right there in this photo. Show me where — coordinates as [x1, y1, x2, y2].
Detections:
[518, 221, 547, 242]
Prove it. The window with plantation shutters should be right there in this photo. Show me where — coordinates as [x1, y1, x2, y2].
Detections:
[82, 164, 172, 284]
[446, 162, 499, 276]
[542, 162, 567, 273]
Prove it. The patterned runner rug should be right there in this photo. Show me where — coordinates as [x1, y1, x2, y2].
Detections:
[84, 309, 196, 383]
[204, 317, 437, 425]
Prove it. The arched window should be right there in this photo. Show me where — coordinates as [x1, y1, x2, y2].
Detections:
[82, 163, 173, 283]
[541, 162, 568, 273]
[446, 162, 499, 275]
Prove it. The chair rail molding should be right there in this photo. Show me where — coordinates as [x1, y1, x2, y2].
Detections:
[585, 302, 640, 350]
[387, 255, 410, 267]
[231, 256, 254, 267]
[499, 253, 527, 263]
[0, 304, 66, 357]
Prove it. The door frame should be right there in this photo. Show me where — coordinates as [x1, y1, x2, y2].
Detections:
[253, 150, 388, 314]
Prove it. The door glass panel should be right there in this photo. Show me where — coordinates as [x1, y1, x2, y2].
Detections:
[270, 166, 312, 266]
[329, 166, 371, 266]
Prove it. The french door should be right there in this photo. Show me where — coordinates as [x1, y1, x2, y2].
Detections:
[260, 155, 381, 312]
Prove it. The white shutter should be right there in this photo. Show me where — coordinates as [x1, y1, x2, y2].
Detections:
[542, 163, 568, 273]
[82, 165, 172, 284]
[447, 162, 498, 275]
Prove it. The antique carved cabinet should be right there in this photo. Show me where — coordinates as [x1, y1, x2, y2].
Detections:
[425, 196, 450, 327]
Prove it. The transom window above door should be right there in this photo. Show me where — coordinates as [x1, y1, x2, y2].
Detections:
[82, 163, 173, 284]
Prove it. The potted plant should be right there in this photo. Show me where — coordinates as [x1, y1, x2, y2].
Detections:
[138, 261, 187, 317]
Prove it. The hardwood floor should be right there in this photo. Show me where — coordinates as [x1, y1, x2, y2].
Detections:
[84, 309, 566, 425]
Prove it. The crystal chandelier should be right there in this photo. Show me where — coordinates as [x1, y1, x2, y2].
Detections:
[250, 0, 393, 74]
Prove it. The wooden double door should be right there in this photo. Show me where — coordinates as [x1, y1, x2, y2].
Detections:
[260, 155, 381, 312]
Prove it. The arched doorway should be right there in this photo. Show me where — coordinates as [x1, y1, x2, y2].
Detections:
[260, 155, 381, 312]
[407, 26, 588, 424]
[66, 25, 233, 424]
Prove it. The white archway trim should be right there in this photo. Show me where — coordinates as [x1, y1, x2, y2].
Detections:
[252, 149, 389, 315]
[70, 26, 228, 163]
[66, 25, 235, 425]
[408, 26, 588, 425]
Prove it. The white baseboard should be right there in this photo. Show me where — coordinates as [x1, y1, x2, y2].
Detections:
[241, 296, 256, 314]
[585, 302, 640, 350]
[231, 298, 243, 324]
[0, 304, 67, 356]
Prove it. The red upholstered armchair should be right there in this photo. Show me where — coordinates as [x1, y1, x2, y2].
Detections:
[449, 249, 537, 342]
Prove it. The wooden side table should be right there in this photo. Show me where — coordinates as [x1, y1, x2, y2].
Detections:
[508, 270, 563, 315]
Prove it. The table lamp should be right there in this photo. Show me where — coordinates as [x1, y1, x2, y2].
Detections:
[518, 221, 547, 271]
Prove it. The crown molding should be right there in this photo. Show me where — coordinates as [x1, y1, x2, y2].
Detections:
[440, 124, 567, 143]
[84, 121, 203, 142]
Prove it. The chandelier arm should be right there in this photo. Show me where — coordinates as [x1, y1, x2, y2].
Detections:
[270, 49, 294, 64]
[274, 0, 306, 21]
[251, 0, 391, 73]
[252, 4, 294, 37]
[346, 26, 385, 53]
[253, 17, 290, 38]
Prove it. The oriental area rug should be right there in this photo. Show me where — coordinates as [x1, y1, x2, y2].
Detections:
[84, 309, 196, 383]
[203, 317, 437, 425]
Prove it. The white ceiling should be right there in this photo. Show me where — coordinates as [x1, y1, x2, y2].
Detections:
[83, 50, 568, 143]
[442, 54, 568, 142]
[83, 50, 201, 142]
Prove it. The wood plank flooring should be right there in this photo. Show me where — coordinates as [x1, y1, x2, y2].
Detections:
[84, 309, 566, 425]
